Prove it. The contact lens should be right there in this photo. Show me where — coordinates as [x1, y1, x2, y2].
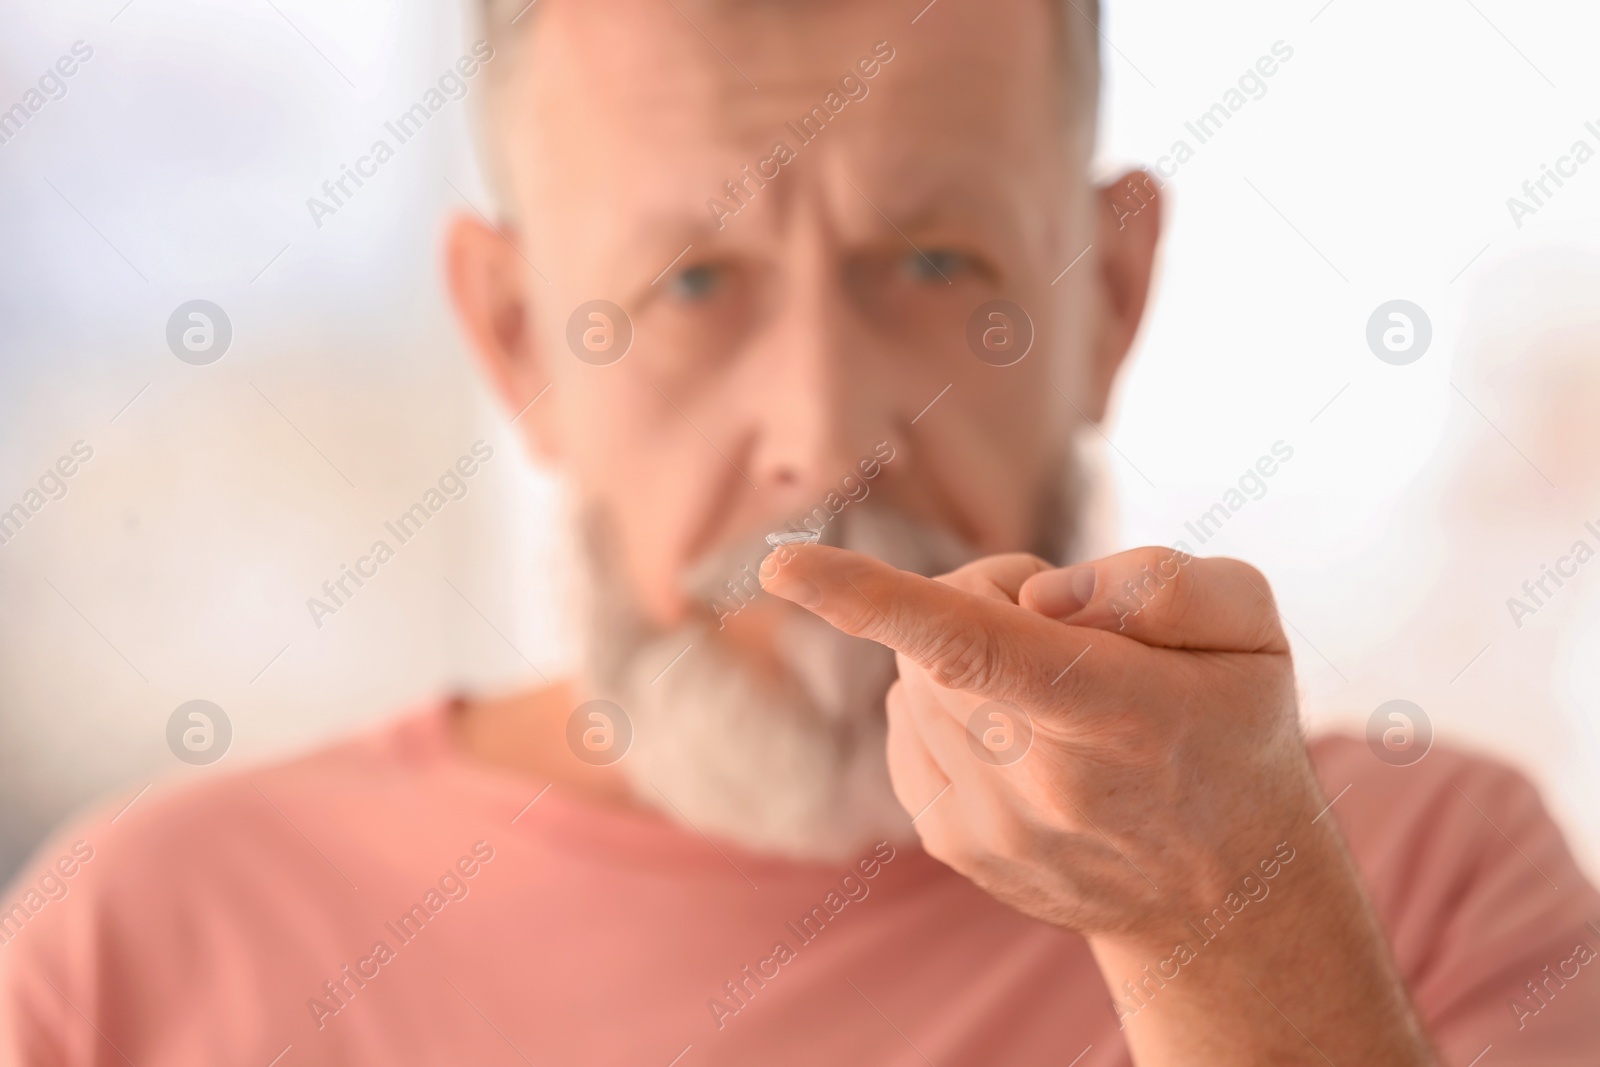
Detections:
[766, 529, 822, 548]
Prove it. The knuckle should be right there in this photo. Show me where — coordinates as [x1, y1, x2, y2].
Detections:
[918, 823, 966, 869]
[936, 552, 1051, 598]
[884, 679, 915, 727]
[1221, 557, 1273, 604]
[923, 627, 1003, 692]
[882, 731, 919, 798]
[934, 558, 990, 589]
[1107, 546, 1189, 629]
[982, 552, 1054, 583]
[1217, 557, 1285, 648]
[837, 595, 902, 650]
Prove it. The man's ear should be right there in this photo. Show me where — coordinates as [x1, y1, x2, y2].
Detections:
[444, 213, 560, 461]
[1083, 168, 1162, 423]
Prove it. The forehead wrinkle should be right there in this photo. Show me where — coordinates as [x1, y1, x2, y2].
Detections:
[509, 0, 1074, 287]
[481, 0, 1099, 205]
[521, 0, 1064, 163]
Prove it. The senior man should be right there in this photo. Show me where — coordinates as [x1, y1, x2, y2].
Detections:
[4, 0, 1598, 1064]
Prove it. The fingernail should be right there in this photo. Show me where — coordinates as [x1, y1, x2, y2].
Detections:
[1029, 565, 1096, 618]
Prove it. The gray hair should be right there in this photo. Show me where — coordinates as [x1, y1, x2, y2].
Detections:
[477, 0, 1102, 142]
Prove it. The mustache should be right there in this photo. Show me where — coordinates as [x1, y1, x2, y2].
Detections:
[678, 503, 975, 610]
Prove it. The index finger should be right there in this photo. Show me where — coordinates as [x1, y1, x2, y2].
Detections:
[760, 543, 1101, 706]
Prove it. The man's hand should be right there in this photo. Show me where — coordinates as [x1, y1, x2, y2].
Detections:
[762, 544, 1437, 1066]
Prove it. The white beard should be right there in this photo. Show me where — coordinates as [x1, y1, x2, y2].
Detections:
[571, 458, 1084, 861]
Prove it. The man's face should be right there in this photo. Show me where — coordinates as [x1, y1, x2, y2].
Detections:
[477, 0, 1119, 628]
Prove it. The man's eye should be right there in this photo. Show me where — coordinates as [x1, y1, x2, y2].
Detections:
[668, 264, 721, 301]
[902, 249, 968, 282]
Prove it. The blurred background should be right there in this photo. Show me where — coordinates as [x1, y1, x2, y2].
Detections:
[2, 0, 1597, 882]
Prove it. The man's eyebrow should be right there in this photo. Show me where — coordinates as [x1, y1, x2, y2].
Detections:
[602, 216, 728, 288]
[846, 179, 1029, 245]
[599, 172, 1029, 287]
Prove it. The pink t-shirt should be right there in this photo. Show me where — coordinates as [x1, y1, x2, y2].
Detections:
[2, 703, 1597, 1066]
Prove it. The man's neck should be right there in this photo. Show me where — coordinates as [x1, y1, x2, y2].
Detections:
[452, 680, 642, 811]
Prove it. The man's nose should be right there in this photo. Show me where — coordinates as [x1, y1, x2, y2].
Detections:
[742, 257, 879, 503]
